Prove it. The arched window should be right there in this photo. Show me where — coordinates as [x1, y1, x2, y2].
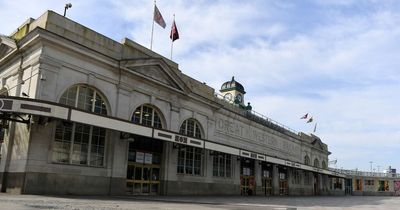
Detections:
[314, 158, 320, 168]
[179, 118, 202, 138]
[177, 119, 204, 176]
[304, 155, 310, 165]
[132, 104, 163, 129]
[52, 85, 108, 167]
[322, 160, 327, 169]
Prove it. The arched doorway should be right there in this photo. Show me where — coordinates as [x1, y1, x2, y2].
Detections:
[126, 104, 165, 195]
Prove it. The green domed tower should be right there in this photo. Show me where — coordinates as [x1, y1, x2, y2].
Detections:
[220, 76, 246, 106]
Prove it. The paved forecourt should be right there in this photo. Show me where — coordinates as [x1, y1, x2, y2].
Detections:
[0, 194, 400, 210]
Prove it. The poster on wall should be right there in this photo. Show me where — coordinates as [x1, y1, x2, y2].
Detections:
[395, 181, 400, 196]
[144, 153, 153, 164]
[136, 152, 144, 163]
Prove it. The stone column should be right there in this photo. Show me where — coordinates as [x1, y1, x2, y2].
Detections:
[272, 164, 279, 195]
[255, 161, 262, 195]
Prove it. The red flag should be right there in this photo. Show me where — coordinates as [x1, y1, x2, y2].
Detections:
[300, 113, 308, 119]
[170, 20, 179, 41]
[153, 5, 166, 28]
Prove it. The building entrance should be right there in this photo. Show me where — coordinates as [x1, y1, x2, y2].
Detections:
[345, 178, 353, 195]
[240, 158, 255, 195]
[126, 136, 163, 195]
[314, 173, 320, 195]
[261, 163, 273, 196]
[127, 163, 160, 194]
[278, 167, 288, 195]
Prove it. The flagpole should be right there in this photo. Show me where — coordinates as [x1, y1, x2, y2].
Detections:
[170, 14, 175, 60]
[313, 123, 317, 133]
[150, 0, 156, 50]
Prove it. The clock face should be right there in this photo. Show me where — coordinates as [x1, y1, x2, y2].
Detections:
[224, 93, 233, 101]
[236, 94, 243, 103]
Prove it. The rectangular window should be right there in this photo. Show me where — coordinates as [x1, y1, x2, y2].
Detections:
[212, 152, 231, 178]
[355, 179, 362, 191]
[304, 171, 311, 185]
[333, 177, 342, 189]
[292, 170, 301, 184]
[365, 180, 374, 186]
[378, 180, 389, 191]
[52, 122, 106, 167]
[177, 145, 203, 176]
[53, 122, 73, 163]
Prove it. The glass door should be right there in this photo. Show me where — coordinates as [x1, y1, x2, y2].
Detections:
[279, 168, 288, 195]
[261, 163, 273, 196]
[240, 158, 255, 195]
[127, 163, 160, 194]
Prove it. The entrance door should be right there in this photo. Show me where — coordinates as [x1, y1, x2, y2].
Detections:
[278, 168, 288, 195]
[345, 179, 352, 195]
[241, 175, 255, 195]
[126, 137, 163, 195]
[240, 158, 255, 195]
[261, 163, 273, 196]
[127, 163, 160, 194]
[262, 177, 272, 195]
[314, 174, 319, 195]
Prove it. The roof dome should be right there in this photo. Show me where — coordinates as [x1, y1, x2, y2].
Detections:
[220, 76, 246, 94]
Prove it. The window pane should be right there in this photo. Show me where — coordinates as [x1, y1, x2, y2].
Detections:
[179, 119, 202, 138]
[226, 155, 231, 177]
[179, 121, 187, 135]
[177, 147, 185, 174]
[60, 86, 77, 107]
[132, 105, 163, 129]
[71, 123, 90, 165]
[193, 148, 202, 175]
[195, 125, 201, 138]
[212, 155, 218, 176]
[55, 85, 108, 167]
[132, 107, 141, 124]
[94, 94, 107, 115]
[90, 127, 106, 167]
[185, 147, 194, 174]
[52, 122, 73, 163]
[142, 106, 153, 127]
[153, 113, 162, 129]
[187, 120, 194, 137]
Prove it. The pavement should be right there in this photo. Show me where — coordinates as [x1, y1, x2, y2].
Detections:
[0, 194, 399, 210]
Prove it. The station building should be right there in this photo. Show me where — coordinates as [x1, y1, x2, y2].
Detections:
[0, 11, 345, 196]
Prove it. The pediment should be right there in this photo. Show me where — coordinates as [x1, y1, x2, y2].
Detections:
[0, 35, 16, 59]
[311, 138, 325, 151]
[123, 58, 188, 93]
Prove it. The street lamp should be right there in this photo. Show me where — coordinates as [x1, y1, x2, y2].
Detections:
[64, 3, 72, 17]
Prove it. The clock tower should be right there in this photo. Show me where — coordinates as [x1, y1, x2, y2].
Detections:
[220, 76, 246, 107]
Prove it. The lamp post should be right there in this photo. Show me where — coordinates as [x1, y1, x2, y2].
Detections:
[64, 3, 72, 17]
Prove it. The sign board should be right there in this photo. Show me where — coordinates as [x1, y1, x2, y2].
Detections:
[144, 153, 153, 164]
[136, 152, 144, 163]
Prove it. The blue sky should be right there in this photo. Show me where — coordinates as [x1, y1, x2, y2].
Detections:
[1, 0, 400, 172]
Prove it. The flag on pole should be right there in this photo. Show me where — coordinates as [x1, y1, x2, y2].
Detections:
[170, 20, 179, 41]
[306, 117, 313, 123]
[300, 113, 308, 119]
[153, 5, 166, 28]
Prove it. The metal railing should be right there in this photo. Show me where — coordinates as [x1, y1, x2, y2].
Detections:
[214, 92, 300, 136]
[329, 168, 400, 178]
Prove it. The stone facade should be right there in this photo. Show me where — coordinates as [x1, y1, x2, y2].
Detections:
[0, 11, 341, 196]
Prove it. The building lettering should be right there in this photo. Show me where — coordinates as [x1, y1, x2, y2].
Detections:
[175, 135, 187, 144]
[215, 117, 301, 156]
